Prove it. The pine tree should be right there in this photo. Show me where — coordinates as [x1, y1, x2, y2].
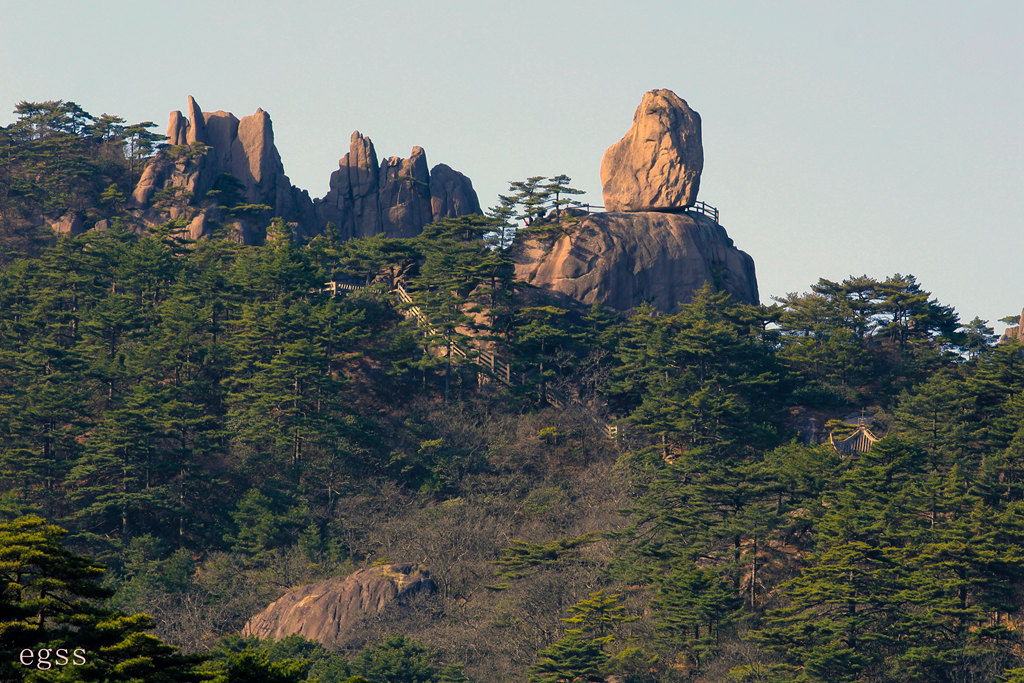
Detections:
[542, 174, 586, 214]
[347, 634, 456, 683]
[507, 176, 551, 226]
[754, 540, 902, 682]
[654, 566, 739, 668]
[529, 633, 609, 683]
[0, 516, 209, 682]
[528, 591, 633, 683]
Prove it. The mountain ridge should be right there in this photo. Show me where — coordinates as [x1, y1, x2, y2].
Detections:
[130, 96, 480, 243]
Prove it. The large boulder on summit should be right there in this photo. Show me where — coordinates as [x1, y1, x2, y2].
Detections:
[241, 563, 436, 650]
[513, 211, 757, 313]
[601, 89, 703, 212]
[514, 89, 756, 314]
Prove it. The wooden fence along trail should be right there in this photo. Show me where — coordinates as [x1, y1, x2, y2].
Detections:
[573, 200, 719, 224]
[319, 280, 619, 439]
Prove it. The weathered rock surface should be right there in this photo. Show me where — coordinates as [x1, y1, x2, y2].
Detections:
[316, 131, 381, 240]
[241, 563, 436, 649]
[132, 96, 315, 241]
[48, 212, 86, 236]
[166, 95, 206, 146]
[512, 211, 757, 313]
[601, 89, 703, 212]
[134, 97, 480, 244]
[1000, 309, 1024, 343]
[429, 163, 481, 222]
[316, 133, 480, 240]
[378, 146, 433, 238]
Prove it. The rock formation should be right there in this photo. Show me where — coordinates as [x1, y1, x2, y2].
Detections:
[600, 89, 703, 212]
[132, 96, 315, 241]
[240, 563, 435, 650]
[378, 147, 433, 238]
[514, 90, 756, 314]
[48, 212, 86, 236]
[131, 96, 480, 243]
[429, 163, 482, 221]
[316, 131, 382, 239]
[1000, 309, 1024, 343]
[316, 133, 480, 240]
[513, 211, 757, 313]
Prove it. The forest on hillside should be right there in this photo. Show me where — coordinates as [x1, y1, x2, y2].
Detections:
[3, 101, 1024, 683]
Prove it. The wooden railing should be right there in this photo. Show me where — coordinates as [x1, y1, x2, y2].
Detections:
[688, 200, 719, 223]
[321, 280, 620, 439]
[570, 200, 719, 224]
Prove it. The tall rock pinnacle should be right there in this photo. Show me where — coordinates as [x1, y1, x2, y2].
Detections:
[316, 132, 480, 241]
[133, 96, 314, 241]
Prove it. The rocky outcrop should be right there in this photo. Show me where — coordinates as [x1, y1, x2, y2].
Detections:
[601, 89, 703, 212]
[513, 211, 757, 313]
[48, 212, 86, 236]
[240, 563, 435, 650]
[1000, 309, 1024, 343]
[132, 97, 480, 243]
[514, 89, 756, 314]
[429, 164, 482, 221]
[378, 146, 433, 238]
[132, 96, 315, 241]
[316, 133, 480, 240]
[316, 131, 382, 239]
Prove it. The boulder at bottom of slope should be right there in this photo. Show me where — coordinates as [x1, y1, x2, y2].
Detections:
[512, 211, 758, 314]
[240, 563, 435, 650]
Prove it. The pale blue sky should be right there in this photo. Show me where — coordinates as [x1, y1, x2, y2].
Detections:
[2, 1, 1021, 330]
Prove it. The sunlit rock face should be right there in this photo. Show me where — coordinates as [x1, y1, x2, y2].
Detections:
[600, 88, 703, 212]
[1000, 309, 1024, 343]
[133, 96, 315, 241]
[515, 89, 756, 314]
[133, 96, 480, 243]
[241, 563, 436, 649]
[512, 211, 757, 314]
[316, 132, 481, 240]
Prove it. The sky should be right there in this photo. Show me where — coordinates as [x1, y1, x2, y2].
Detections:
[2, 1, 1022, 330]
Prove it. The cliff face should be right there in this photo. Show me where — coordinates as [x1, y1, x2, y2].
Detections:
[131, 97, 479, 243]
[1000, 309, 1024, 343]
[513, 211, 757, 313]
